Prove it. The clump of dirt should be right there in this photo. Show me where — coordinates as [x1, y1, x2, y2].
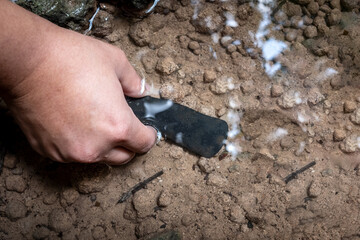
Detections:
[1, 0, 360, 239]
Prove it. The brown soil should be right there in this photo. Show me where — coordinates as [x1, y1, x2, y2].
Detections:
[1, 0, 360, 239]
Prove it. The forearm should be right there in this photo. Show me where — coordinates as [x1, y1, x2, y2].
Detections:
[0, 0, 57, 98]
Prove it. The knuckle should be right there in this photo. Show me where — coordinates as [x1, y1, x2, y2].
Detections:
[68, 144, 98, 163]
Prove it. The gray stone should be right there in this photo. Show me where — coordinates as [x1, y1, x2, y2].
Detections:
[6, 200, 27, 221]
[5, 175, 27, 193]
[48, 208, 73, 233]
[16, 0, 94, 27]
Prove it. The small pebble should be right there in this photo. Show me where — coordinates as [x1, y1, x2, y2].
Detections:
[6, 200, 27, 221]
[271, 85, 284, 97]
[3, 154, 18, 169]
[48, 208, 73, 233]
[350, 109, 360, 125]
[333, 129, 346, 141]
[304, 25, 318, 38]
[92, 226, 106, 240]
[181, 214, 194, 227]
[229, 206, 246, 224]
[203, 70, 217, 83]
[32, 226, 50, 240]
[340, 135, 359, 153]
[158, 190, 172, 207]
[307, 1, 319, 15]
[61, 188, 80, 206]
[156, 57, 179, 75]
[197, 157, 215, 173]
[206, 173, 228, 187]
[5, 175, 27, 193]
[344, 101, 357, 113]
[227, 44, 237, 53]
[307, 181, 322, 197]
[188, 41, 200, 51]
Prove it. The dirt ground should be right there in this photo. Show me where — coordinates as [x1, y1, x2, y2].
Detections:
[1, 0, 360, 239]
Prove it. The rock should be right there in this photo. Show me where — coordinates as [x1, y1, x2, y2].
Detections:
[188, 41, 200, 51]
[6, 200, 27, 221]
[304, 25, 318, 38]
[141, 54, 157, 74]
[74, 164, 111, 194]
[32, 226, 50, 240]
[340, 135, 359, 153]
[350, 109, 360, 124]
[220, 36, 233, 47]
[16, 0, 94, 27]
[133, 189, 157, 218]
[206, 173, 228, 187]
[333, 129, 346, 141]
[320, 4, 332, 13]
[157, 190, 172, 207]
[147, 230, 181, 240]
[277, 91, 302, 109]
[5, 175, 27, 193]
[271, 85, 284, 97]
[91, 10, 114, 37]
[344, 101, 357, 113]
[340, 0, 360, 10]
[175, 7, 191, 21]
[330, 75, 345, 89]
[160, 82, 185, 101]
[330, 0, 342, 9]
[48, 208, 73, 233]
[285, 29, 298, 42]
[307, 1, 320, 15]
[129, 21, 151, 47]
[294, 0, 312, 5]
[210, 76, 233, 95]
[3, 154, 18, 169]
[308, 181, 322, 197]
[227, 44, 237, 53]
[307, 88, 325, 105]
[43, 192, 58, 205]
[61, 188, 80, 206]
[156, 57, 179, 75]
[229, 206, 246, 224]
[283, 2, 303, 17]
[135, 218, 163, 238]
[303, 15, 313, 25]
[280, 136, 296, 149]
[190, 6, 223, 34]
[241, 81, 255, 95]
[92, 226, 106, 240]
[203, 70, 217, 83]
[327, 9, 342, 26]
[197, 157, 215, 173]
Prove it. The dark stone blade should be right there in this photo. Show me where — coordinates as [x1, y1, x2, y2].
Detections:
[127, 96, 228, 158]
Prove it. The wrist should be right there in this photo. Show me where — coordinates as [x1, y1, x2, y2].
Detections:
[0, 1, 60, 101]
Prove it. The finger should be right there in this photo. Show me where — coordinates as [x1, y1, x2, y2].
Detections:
[101, 147, 135, 165]
[118, 107, 157, 153]
[114, 50, 146, 98]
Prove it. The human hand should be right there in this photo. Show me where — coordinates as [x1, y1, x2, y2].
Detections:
[3, 27, 157, 164]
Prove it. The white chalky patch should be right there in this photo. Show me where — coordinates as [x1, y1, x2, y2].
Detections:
[211, 33, 220, 44]
[296, 141, 306, 155]
[267, 128, 288, 141]
[224, 12, 238, 27]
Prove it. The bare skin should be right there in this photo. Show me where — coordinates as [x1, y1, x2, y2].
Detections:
[0, 0, 157, 164]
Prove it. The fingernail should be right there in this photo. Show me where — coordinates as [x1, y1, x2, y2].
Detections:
[139, 78, 146, 95]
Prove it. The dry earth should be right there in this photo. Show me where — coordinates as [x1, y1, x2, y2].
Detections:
[1, 0, 360, 239]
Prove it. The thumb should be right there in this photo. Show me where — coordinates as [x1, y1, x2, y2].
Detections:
[114, 50, 146, 98]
